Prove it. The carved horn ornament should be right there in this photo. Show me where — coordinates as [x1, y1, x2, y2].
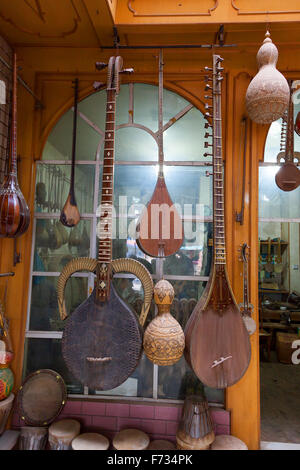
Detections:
[245, 31, 290, 124]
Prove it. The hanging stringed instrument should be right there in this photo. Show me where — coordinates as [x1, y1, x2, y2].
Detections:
[239, 244, 256, 336]
[57, 57, 153, 391]
[275, 80, 300, 192]
[0, 52, 30, 237]
[136, 50, 184, 258]
[60, 78, 81, 227]
[184, 55, 251, 389]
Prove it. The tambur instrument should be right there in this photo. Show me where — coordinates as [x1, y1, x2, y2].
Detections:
[184, 55, 251, 389]
[58, 57, 154, 391]
[0, 53, 30, 238]
[239, 244, 256, 336]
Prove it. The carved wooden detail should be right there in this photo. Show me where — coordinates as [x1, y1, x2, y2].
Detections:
[232, 0, 300, 15]
[0, 0, 81, 38]
[127, 0, 219, 17]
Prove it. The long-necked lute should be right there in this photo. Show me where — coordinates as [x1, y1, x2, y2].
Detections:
[275, 80, 300, 192]
[57, 57, 153, 391]
[239, 243, 256, 336]
[0, 52, 30, 237]
[136, 50, 184, 258]
[184, 55, 251, 389]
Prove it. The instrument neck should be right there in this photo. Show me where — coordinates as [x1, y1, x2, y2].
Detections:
[98, 88, 116, 267]
[212, 56, 226, 266]
[158, 49, 164, 178]
[285, 81, 294, 163]
[243, 256, 249, 309]
[10, 53, 18, 177]
[70, 78, 79, 192]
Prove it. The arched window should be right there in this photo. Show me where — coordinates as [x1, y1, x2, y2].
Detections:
[25, 83, 223, 404]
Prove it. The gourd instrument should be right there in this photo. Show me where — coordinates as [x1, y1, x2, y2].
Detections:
[184, 55, 251, 389]
[136, 50, 184, 258]
[57, 57, 153, 391]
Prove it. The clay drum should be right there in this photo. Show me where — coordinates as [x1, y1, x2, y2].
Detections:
[48, 418, 81, 450]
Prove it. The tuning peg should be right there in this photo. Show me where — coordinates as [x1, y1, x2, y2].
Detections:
[121, 67, 134, 74]
[205, 94, 213, 100]
[217, 66, 224, 72]
[204, 142, 213, 148]
[205, 132, 212, 138]
[95, 62, 108, 71]
[216, 56, 224, 63]
[93, 81, 104, 90]
[205, 103, 212, 109]
[205, 170, 213, 177]
[205, 122, 212, 129]
[205, 75, 213, 82]
[205, 84, 212, 91]
[217, 76, 224, 82]
[205, 66, 213, 71]
[204, 152, 212, 158]
[205, 111, 211, 118]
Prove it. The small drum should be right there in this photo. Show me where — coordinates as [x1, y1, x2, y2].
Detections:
[0, 393, 14, 435]
[210, 434, 248, 450]
[113, 429, 150, 450]
[48, 419, 81, 450]
[71, 433, 109, 450]
[18, 426, 48, 450]
[148, 440, 175, 450]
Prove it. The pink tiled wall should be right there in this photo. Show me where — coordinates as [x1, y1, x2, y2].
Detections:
[11, 400, 230, 444]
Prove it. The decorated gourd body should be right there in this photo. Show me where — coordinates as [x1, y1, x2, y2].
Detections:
[143, 279, 185, 366]
[0, 366, 14, 401]
[246, 31, 290, 124]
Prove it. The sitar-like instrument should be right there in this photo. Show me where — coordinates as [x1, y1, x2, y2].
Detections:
[0, 52, 30, 237]
[136, 50, 184, 258]
[239, 243, 256, 336]
[60, 78, 81, 227]
[57, 57, 153, 391]
[275, 80, 300, 192]
[184, 55, 251, 389]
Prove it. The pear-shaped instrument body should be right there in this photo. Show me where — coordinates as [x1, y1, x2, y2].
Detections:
[0, 174, 30, 237]
[143, 279, 184, 366]
[246, 32, 290, 124]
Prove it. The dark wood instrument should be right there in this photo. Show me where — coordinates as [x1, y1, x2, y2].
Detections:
[0, 52, 30, 238]
[60, 78, 81, 227]
[184, 55, 251, 389]
[275, 80, 300, 192]
[136, 50, 184, 258]
[239, 243, 256, 336]
[59, 57, 153, 391]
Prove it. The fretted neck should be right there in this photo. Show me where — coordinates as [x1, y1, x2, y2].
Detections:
[70, 78, 79, 192]
[10, 53, 18, 176]
[212, 56, 226, 266]
[98, 88, 116, 265]
[243, 256, 249, 309]
[158, 50, 164, 178]
[285, 82, 295, 163]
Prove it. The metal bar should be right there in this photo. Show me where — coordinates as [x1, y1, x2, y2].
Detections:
[0, 272, 14, 277]
[160, 103, 194, 134]
[100, 44, 237, 50]
[0, 55, 44, 108]
[36, 159, 213, 166]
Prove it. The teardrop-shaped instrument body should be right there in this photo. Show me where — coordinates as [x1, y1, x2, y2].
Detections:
[60, 193, 81, 228]
[62, 284, 143, 390]
[136, 175, 183, 258]
[185, 266, 251, 389]
[0, 174, 30, 237]
[275, 162, 300, 191]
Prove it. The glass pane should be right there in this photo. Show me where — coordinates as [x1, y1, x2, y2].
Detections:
[163, 222, 213, 277]
[34, 219, 91, 272]
[115, 127, 157, 161]
[133, 83, 158, 132]
[29, 276, 88, 331]
[43, 109, 101, 161]
[164, 166, 213, 212]
[35, 164, 95, 214]
[163, 88, 190, 124]
[23, 338, 83, 394]
[259, 167, 300, 219]
[164, 107, 208, 162]
[77, 89, 107, 131]
[89, 353, 153, 398]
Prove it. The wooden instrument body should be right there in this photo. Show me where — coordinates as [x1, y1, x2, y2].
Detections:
[62, 284, 143, 390]
[137, 175, 183, 258]
[275, 161, 300, 192]
[185, 265, 251, 389]
[0, 53, 30, 238]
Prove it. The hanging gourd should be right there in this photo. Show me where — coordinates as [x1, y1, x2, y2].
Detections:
[245, 31, 290, 124]
[143, 279, 185, 366]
